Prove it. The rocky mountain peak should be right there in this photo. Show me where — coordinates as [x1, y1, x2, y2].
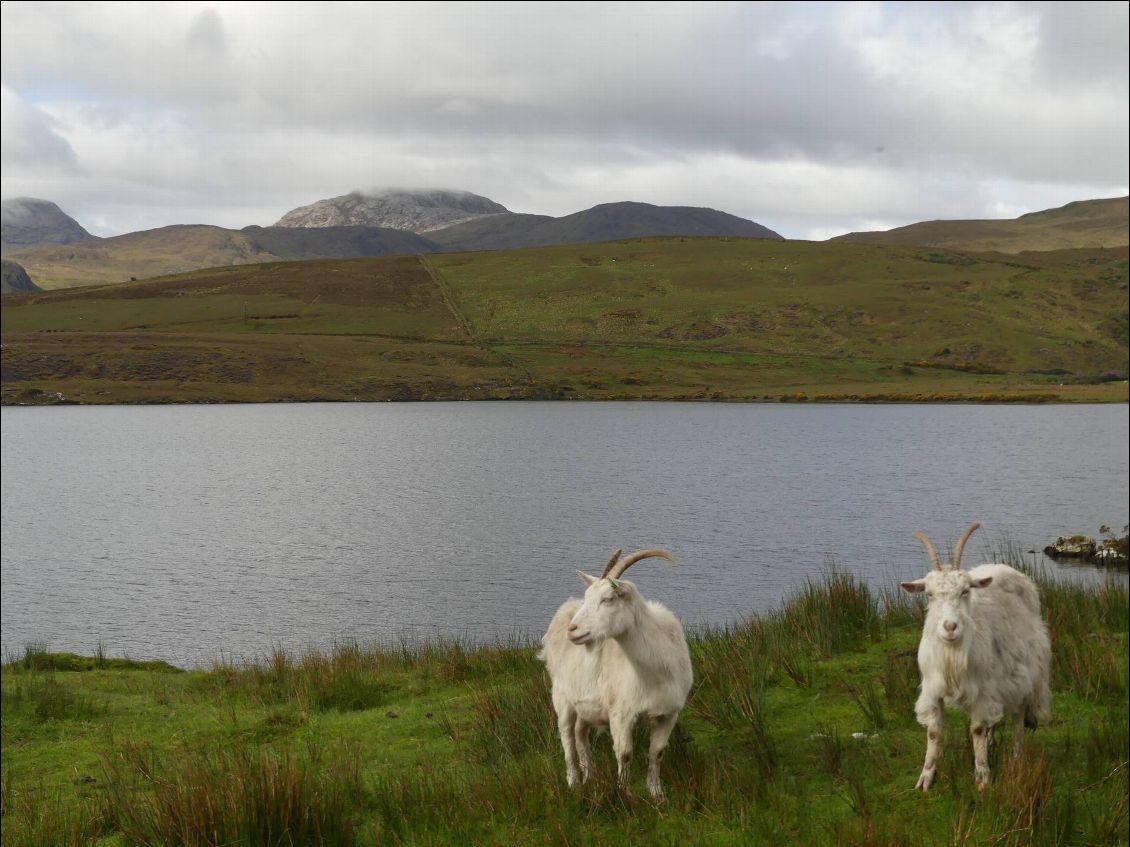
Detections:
[274, 188, 510, 233]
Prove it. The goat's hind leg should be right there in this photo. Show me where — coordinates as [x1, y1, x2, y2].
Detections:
[1011, 710, 1026, 758]
[646, 713, 677, 802]
[557, 707, 581, 788]
[574, 719, 595, 784]
[610, 712, 637, 797]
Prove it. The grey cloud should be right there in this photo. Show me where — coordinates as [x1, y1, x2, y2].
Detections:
[1034, 1, 1129, 85]
[0, 87, 79, 171]
[187, 9, 227, 57]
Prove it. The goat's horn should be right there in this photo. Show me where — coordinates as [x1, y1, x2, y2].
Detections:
[599, 549, 624, 579]
[913, 531, 942, 571]
[608, 549, 677, 580]
[951, 523, 981, 571]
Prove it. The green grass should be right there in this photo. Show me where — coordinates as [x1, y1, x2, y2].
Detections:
[2, 239, 1127, 404]
[2, 557, 1127, 846]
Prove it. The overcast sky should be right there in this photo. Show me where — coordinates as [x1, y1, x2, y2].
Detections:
[2, 1, 1127, 240]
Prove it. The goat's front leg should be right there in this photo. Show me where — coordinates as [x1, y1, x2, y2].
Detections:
[557, 707, 580, 788]
[971, 719, 994, 789]
[646, 713, 677, 802]
[609, 712, 637, 797]
[574, 720, 594, 784]
[915, 696, 944, 790]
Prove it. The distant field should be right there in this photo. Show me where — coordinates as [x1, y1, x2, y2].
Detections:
[2, 238, 1127, 404]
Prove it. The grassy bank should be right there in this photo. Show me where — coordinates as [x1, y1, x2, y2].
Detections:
[2, 559, 1127, 846]
[3, 238, 1127, 404]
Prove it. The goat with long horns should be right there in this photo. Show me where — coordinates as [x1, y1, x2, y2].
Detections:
[539, 548, 692, 801]
[900, 523, 1052, 790]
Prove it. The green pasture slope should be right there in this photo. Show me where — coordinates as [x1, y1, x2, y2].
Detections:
[2, 238, 1127, 403]
[2, 558, 1127, 846]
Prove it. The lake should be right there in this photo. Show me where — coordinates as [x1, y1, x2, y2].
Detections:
[2, 402, 1126, 667]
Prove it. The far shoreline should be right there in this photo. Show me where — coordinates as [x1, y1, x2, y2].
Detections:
[4, 392, 1128, 408]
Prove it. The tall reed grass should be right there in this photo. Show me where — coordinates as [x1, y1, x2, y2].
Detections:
[99, 742, 362, 847]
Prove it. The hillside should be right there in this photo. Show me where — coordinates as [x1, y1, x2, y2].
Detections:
[1, 197, 97, 253]
[2, 238, 1126, 404]
[3, 223, 438, 290]
[427, 201, 782, 251]
[0, 259, 40, 294]
[832, 196, 1129, 253]
[4, 202, 783, 291]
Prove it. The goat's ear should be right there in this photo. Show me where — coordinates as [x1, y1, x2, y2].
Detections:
[900, 580, 927, 593]
[971, 576, 993, 589]
[577, 570, 598, 587]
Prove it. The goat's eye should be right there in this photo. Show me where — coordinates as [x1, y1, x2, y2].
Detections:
[601, 596, 614, 604]
[961, 589, 970, 597]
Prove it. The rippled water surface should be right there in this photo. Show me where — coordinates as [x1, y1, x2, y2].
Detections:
[2, 402, 1126, 666]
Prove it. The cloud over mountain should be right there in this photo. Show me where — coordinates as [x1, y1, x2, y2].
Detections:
[1, 3, 1126, 240]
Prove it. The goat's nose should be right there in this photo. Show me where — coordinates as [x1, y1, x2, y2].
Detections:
[568, 624, 578, 632]
[944, 621, 957, 633]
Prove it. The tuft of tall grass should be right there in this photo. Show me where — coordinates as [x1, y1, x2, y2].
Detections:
[3, 643, 180, 674]
[878, 582, 925, 628]
[777, 569, 882, 657]
[0, 788, 105, 847]
[465, 671, 557, 761]
[100, 741, 361, 847]
[1, 673, 103, 723]
[880, 649, 918, 716]
[694, 660, 778, 783]
[206, 638, 540, 713]
[976, 753, 1063, 847]
[848, 677, 887, 731]
[210, 642, 390, 713]
[299, 645, 390, 712]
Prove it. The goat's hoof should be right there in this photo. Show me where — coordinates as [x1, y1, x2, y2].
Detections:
[915, 772, 934, 791]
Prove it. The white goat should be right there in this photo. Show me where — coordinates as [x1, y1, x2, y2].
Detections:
[900, 523, 1052, 790]
[538, 549, 693, 801]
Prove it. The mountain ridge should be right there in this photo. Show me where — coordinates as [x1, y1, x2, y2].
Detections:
[5, 191, 1125, 290]
[6, 199, 783, 290]
[1, 197, 98, 254]
[832, 196, 1129, 253]
[427, 201, 782, 250]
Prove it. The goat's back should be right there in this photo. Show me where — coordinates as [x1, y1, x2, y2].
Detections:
[966, 563, 1042, 617]
[538, 598, 582, 672]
